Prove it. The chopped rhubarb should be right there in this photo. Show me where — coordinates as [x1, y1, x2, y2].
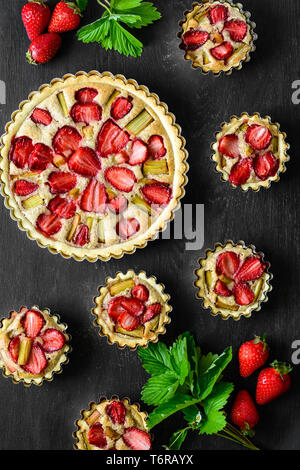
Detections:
[22, 194, 43, 209]
[57, 92, 68, 117]
[110, 279, 135, 296]
[18, 337, 33, 366]
[126, 110, 153, 135]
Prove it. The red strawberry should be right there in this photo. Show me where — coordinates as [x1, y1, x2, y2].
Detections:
[96, 119, 130, 158]
[114, 150, 129, 164]
[216, 251, 240, 279]
[48, 171, 77, 194]
[53, 126, 82, 159]
[116, 218, 140, 239]
[111, 97, 133, 120]
[48, 196, 76, 219]
[40, 328, 65, 352]
[223, 19, 248, 42]
[107, 296, 127, 322]
[231, 390, 259, 435]
[245, 125, 272, 151]
[88, 423, 107, 449]
[80, 180, 107, 214]
[31, 108, 52, 126]
[28, 143, 53, 171]
[121, 298, 145, 317]
[214, 279, 231, 297]
[233, 282, 254, 306]
[9, 336, 21, 363]
[22, 309, 45, 338]
[14, 180, 38, 196]
[68, 147, 101, 177]
[118, 311, 140, 331]
[239, 335, 269, 378]
[22, 0, 51, 41]
[75, 87, 98, 103]
[219, 134, 240, 158]
[254, 152, 279, 181]
[108, 194, 128, 214]
[9, 136, 33, 169]
[128, 139, 148, 166]
[210, 41, 233, 60]
[181, 29, 209, 51]
[48, 1, 81, 33]
[141, 183, 171, 205]
[105, 166, 136, 193]
[122, 427, 151, 450]
[74, 224, 89, 246]
[148, 135, 166, 160]
[106, 401, 126, 425]
[27, 33, 62, 65]
[229, 157, 253, 186]
[235, 256, 266, 282]
[36, 213, 62, 236]
[23, 343, 47, 374]
[132, 284, 149, 302]
[208, 5, 228, 24]
[141, 303, 161, 324]
[256, 361, 292, 405]
[70, 102, 102, 125]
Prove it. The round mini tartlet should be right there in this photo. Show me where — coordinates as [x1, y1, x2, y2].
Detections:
[0, 306, 70, 386]
[178, 0, 256, 75]
[92, 270, 171, 349]
[212, 113, 290, 191]
[0, 71, 188, 262]
[74, 396, 151, 450]
[194, 241, 272, 320]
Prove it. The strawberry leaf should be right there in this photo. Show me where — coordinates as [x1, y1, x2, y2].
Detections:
[141, 372, 179, 406]
[147, 394, 199, 429]
[168, 428, 189, 450]
[137, 342, 173, 376]
[199, 409, 227, 435]
[198, 347, 232, 400]
[76, 0, 88, 12]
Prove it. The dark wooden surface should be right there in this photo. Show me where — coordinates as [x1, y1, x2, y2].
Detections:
[0, 0, 299, 450]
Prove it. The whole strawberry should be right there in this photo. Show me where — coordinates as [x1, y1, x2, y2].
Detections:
[26, 33, 62, 64]
[231, 390, 259, 436]
[48, 1, 81, 33]
[22, 0, 51, 40]
[239, 334, 269, 378]
[256, 361, 292, 405]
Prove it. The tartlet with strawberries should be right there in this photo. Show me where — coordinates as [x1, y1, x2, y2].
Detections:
[74, 397, 151, 450]
[179, 0, 256, 75]
[0, 71, 188, 262]
[212, 113, 290, 190]
[93, 270, 171, 349]
[0, 306, 70, 386]
[195, 241, 272, 320]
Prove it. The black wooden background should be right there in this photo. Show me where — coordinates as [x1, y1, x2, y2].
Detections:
[0, 0, 299, 451]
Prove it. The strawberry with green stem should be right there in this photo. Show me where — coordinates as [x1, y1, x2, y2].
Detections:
[239, 334, 269, 378]
[22, 0, 51, 40]
[256, 361, 292, 405]
[48, 1, 82, 33]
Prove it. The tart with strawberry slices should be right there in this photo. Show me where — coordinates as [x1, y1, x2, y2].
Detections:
[195, 241, 272, 319]
[179, 0, 256, 74]
[212, 113, 290, 190]
[0, 71, 187, 261]
[0, 306, 70, 385]
[93, 270, 171, 349]
[74, 397, 151, 450]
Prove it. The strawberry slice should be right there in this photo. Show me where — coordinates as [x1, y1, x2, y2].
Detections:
[116, 218, 140, 239]
[122, 427, 151, 450]
[181, 29, 209, 51]
[48, 171, 77, 194]
[214, 280, 231, 297]
[111, 96, 133, 120]
[223, 19, 247, 42]
[74, 224, 89, 246]
[68, 147, 101, 178]
[31, 108, 52, 126]
[22, 343, 47, 374]
[219, 134, 240, 158]
[229, 158, 253, 186]
[88, 423, 107, 449]
[210, 41, 233, 60]
[48, 196, 77, 219]
[22, 309, 45, 338]
[14, 180, 38, 196]
[254, 152, 279, 181]
[40, 328, 65, 352]
[233, 282, 254, 306]
[118, 311, 140, 331]
[121, 298, 145, 317]
[128, 139, 148, 166]
[208, 5, 228, 24]
[53, 126, 82, 159]
[36, 213, 62, 237]
[9, 336, 20, 363]
[132, 284, 149, 302]
[114, 150, 129, 164]
[235, 257, 266, 282]
[140, 303, 161, 324]
[106, 401, 126, 425]
[141, 183, 171, 205]
[107, 296, 127, 322]
[245, 125, 272, 151]
[9, 136, 33, 169]
[70, 102, 102, 125]
[108, 194, 128, 214]
[80, 179, 107, 214]
[216, 251, 240, 279]
[105, 166, 136, 193]
[28, 143, 53, 171]
[148, 135, 167, 160]
[96, 119, 130, 158]
[75, 87, 98, 103]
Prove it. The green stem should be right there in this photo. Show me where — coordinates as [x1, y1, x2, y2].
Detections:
[220, 424, 259, 450]
[97, 0, 111, 14]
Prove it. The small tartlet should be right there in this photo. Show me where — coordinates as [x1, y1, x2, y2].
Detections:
[0, 306, 70, 386]
[92, 270, 172, 350]
[194, 241, 272, 320]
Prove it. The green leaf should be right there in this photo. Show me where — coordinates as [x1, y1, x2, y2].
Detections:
[197, 352, 218, 376]
[114, 2, 161, 28]
[180, 332, 201, 394]
[76, 0, 88, 12]
[198, 347, 232, 400]
[138, 342, 173, 376]
[199, 409, 227, 435]
[147, 394, 199, 429]
[110, 13, 142, 25]
[141, 372, 179, 406]
[202, 382, 234, 414]
[110, 19, 143, 56]
[170, 336, 189, 385]
[111, 0, 142, 10]
[168, 428, 189, 450]
[77, 17, 110, 43]
[182, 404, 200, 424]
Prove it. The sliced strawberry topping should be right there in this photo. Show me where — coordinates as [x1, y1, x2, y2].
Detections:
[36, 213, 62, 237]
[254, 152, 279, 181]
[223, 19, 248, 42]
[115, 150, 129, 164]
[233, 282, 254, 306]
[75, 87, 98, 103]
[132, 284, 149, 302]
[22, 343, 47, 375]
[40, 328, 65, 352]
[214, 280, 231, 297]
[96, 119, 130, 158]
[80, 179, 107, 214]
[70, 102, 102, 125]
[122, 427, 151, 450]
[105, 166, 136, 192]
[22, 309, 45, 338]
[148, 135, 167, 160]
[229, 158, 253, 186]
[219, 134, 240, 158]
[208, 5, 228, 24]
[108, 296, 127, 322]
[116, 217, 140, 239]
[216, 251, 240, 279]
[31, 108, 52, 126]
[53, 126, 82, 159]
[141, 303, 161, 324]
[118, 311, 140, 331]
[14, 180, 38, 196]
[210, 41, 233, 60]
[88, 423, 107, 449]
[9, 336, 20, 363]
[48, 171, 77, 194]
[108, 194, 128, 214]
[28, 143, 53, 171]
[245, 125, 272, 151]
[68, 147, 101, 178]
[74, 224, 89, 246]
[235, 257, 266, 282]
[141, 183, 171, 205]
[48, 196, 77, 219]
[181, 29, 209, 51]
[121, 298, 145, 317]
[128, 139, 148, 166]
[106, 401, 126, 425]
[111, 96, 133, 120]
[9, 136, 33, 169]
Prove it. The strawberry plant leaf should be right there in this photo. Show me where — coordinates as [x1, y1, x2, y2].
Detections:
[109, 19, 143, 56]
[202, 382, 234, 414]
[141, 372, 179, 406]
[198, 347, 232, 400]
[111, 0, 142, 9]
[113, 2, 161, 28]
[199, 409, 227, 435]
[77, 17, 110, 43]
[169, 336, 190, 385]
[137, 342, 173, 376]
[76, 0, 88, 12]
[168, 428, 189, 450]
[147, 394, 199, 429]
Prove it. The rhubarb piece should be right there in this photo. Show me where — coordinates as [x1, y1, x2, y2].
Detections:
[69, 188, 80, 199]
[235, 257, 266, 282]
[122, 427, 151, 450]
[121, 298, 145, 317]
[53, 126, 82, 159]
[22, 343, 47, 375]
[210, 41, 233, 60]
[219, 274, 232, 285]
[108, 296, 127, 322]
[245, 125, 272, 151]
[86, 410, 100, 426]
[109, 279, 135, 296]
[128, 139, 148, 166]
[48, 171, 77, 194]
[22, 309, 45, 338]
[106, 90, 121, 107]
[31, 108, 52, 126]
[22, 194, 43, 209]
[40, 328, 65, 352]
[96, 119, 130, 157]
[253, 278, 263, 300]
[148, 135, 167, 160]
[0, 333, 9, 350]
[223, 20, 248, 42]
[111, 96, 133, 120]
[28, 143, 53, 171]
[108, 194, 128, 214]
[215, 299, 239, 311]
[126, 110, 153, 135]
[68, 147, 101, 178]
[75, 87, 98, 103]
[106, 401, 126, 425]
[36, 213, 62, 237]
[214, 280, 231, 297]
[143, 159, 169, 176]
[233, 282, 254, 306]
[132, 284, 149, 302]
[210, 32, 224, 44]
[57, 92, 68, 117]
[118, 311, 140, 331]
[82, 125, 94, 139]
[202, 49, 211, 65]
[272, 136, 279, 153]
[132, 194, 152, 214]
[115, 324, 144, 338]
[88, 423, 107, 449]
[48, 196, 77, 219]
[98, 219, 105, 243]
[67, 213, 80, 241]
[105, 166, 137, 193]
[227, 43, 249, 65]
[253, 152, 279, 181]
[208, 4, 228, 24]
[148, 315, 159, 331]
[229, 158, 253, 186]
[141, 183, 171, 205]
[86, 217, 94, 232]
[116, 217, 140, 239]
[105, 427, 121, 440]
[14, 180, 38, 196]
[18, 337, 32, 366]
[8, 336, 20, 363]
[216, 251, 240, 279]
[53, 154, 66, 167]
[219, 134, 240, 158]
[9, 136, 33, 169]
[141, 303, 161, 324]
[205, 271, 213, 290]
[181, 29, 209, 51]
[70, 102, 102, 125]
[80, 180, 107, 214]
[106, 187, 116, 200]
[74, 224, 89, 246]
